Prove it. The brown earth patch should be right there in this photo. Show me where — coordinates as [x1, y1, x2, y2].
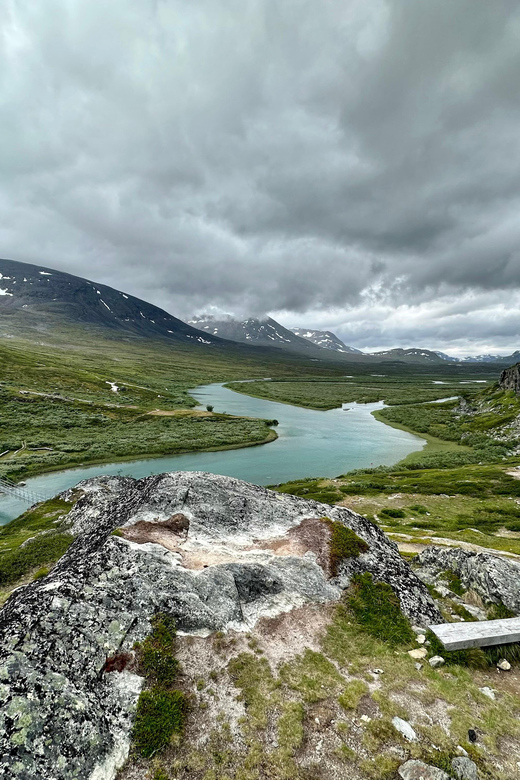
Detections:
[116, 513, 189, 551]
[254, 517, 331, 573]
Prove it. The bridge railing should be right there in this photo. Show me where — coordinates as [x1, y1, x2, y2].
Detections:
[0, 477, 49, 504]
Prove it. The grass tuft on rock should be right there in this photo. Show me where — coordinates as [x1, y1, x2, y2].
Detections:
[133, 688, 186, 758]
[137, 613, 180, 687]
[0, 532, 74, 587]
[346, 573, 415, 646]
[321, 518, 369, 576]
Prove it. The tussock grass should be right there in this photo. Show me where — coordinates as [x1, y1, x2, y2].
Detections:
[346, 573, 416, 646]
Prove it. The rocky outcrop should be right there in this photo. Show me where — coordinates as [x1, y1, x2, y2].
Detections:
[416, 545, 520, 614]
[499, 362, 520, 395]
[0, 472, 440, 780]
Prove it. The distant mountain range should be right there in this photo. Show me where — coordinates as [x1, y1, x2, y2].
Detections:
[1, 258, 517, 366]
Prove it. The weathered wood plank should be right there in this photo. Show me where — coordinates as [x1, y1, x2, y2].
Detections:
[429, 617, 520, 651]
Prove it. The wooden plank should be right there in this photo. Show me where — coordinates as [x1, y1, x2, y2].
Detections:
[429, 617, 520, 651]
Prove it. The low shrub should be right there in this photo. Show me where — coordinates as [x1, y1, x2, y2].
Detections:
[133, 688, 186, 758]
[346, 573, 415, 646]
[380, 508, 406, 519]
[138, 613, 179, 686]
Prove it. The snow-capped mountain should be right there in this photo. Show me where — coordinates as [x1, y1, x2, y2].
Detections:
[290, 328, 363, 354]
[188, 316, 326, 355]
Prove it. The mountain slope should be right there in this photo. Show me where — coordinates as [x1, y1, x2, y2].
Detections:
[290, 328, 362, 354]
[188, 315, 342, 357]
[0, 258, 223, 346]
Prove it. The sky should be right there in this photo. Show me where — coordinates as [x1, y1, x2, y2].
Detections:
[1, 1, 520, 357]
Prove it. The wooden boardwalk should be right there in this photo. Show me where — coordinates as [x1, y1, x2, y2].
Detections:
[429, 617, 520, 651]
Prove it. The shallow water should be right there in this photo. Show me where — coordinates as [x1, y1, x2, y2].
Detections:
[0, 383, 425, 523]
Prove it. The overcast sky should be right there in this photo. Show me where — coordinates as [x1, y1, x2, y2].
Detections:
[1, 1, 520, 355]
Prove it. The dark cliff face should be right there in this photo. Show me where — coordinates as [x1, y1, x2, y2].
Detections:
[499, 362, 520, 394]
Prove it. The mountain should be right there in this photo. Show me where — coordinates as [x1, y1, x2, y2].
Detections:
[0, 257, 225, 346]
[188, 315, 339, 357]
[369, 347, 447, 364]
[433, 351, 459, 362]
[459, 352, 520, 364]
[290, 328, 363, 354]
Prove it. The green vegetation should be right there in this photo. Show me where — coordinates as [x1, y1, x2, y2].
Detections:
[133, 613, 187, 759]
[137, 614, 180, 687]
[346, 573, 416, 646]
[321, 517, 369, 575]
[133, 689, 186, 759]
[425, 630, 488, 670]
[226, 373, 495, 409]
[0, 497, 77, 598]
[0, 532, 73, 588]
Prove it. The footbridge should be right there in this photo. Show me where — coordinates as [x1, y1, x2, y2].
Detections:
[0, 477, 49, 505]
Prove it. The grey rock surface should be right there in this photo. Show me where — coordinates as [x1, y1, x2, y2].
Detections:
[398, 759, 452, 780]
[0, 471, 440, 780]
[451, 756, 478, 780]
[392, 716, 418, 742]
[416, 546, 520, 614]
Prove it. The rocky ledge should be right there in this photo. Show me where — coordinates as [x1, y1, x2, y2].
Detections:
[0, 471, 439, 780]
[416, 545, 520, 614]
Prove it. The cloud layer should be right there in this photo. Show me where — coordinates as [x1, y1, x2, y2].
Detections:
[1, 0, 520, 352]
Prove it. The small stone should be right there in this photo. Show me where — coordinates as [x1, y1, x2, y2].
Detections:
[408, 648, 427, 660]
[468, 729, 477, 743]
[451, 756, 478, 780]
[398, 759, 451, 780]
[497, 658, 511, 671]
[372, 668, 384, 675]
[392, 716, 417, 742]
[429, 655, 445, 668]
[456, 745, 469, 756]
[416, 634, 426, 644]
[360, 714, 371, 723]
[479, 686, 495, 700]
[414, 662, 423, 671]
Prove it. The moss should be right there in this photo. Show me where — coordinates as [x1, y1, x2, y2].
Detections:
[359, 752, 401, 779]
[277, 702, 304, 752]
[133, 688, 187, 758]
[321, 518, 369, 576]
[138, 613, 179, 687]
[346, 573, 415, 646]
[111, 528, 124, 537]
[338, 680, 368, 711]
[227, 653, 278, 728]
[279, 649, 345, 702]
[439, 570, 465, 596]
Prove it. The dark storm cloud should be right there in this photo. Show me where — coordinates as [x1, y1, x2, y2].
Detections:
[1, 0, 520, 350]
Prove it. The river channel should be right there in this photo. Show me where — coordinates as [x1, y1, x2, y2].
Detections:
[0, 383, 425, 523]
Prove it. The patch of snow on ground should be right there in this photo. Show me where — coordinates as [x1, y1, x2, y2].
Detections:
[0, 289, 13, 296]
[106, 382, 119, 393]
[38, 271, 52, 276]
[100, 300, 111, 311]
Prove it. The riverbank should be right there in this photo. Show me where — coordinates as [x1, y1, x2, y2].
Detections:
[371, 408, 472, 466]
